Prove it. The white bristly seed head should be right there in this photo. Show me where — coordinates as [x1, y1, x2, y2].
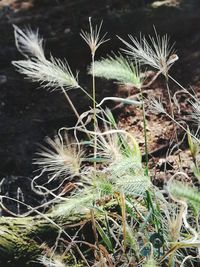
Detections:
[12, 56, 80, 91]
[118, 29, 178, 76]
[148, 96, 166, 114]
[80, 17, 109, 57]
[96, 130, 123, 162]
[13, 25, 45, 60]
[13, 26, 80, 91]
[34, 134, 84, 181]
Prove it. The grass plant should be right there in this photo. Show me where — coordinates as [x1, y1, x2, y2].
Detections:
[80, 18, 109, 171]
[1, 22, 199, 266]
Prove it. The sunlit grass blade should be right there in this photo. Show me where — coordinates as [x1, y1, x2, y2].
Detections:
[97, 96, 142, 108]
[96, 221, 113, 251]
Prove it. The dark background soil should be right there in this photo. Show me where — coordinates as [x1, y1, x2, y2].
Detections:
[1, 0, 200, 205]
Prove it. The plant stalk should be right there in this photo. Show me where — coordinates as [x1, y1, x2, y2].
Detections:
[140, 89, 149, 175]
[92, 54, 97, 171]
[121, 192, 127, 251]
[61, 87, 90, 138]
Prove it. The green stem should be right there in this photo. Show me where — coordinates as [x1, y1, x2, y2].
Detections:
[92, 54, 97, 171]
[146, 190, 160, 232]
[140, 89, 161, 231]
[140, 89, 149, 175]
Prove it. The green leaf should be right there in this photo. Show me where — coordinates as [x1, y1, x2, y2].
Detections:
[96, 222, 113, 251]
[187, 127, 200, 159]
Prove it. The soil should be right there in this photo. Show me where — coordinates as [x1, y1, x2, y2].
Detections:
[0, 0, 200, 209]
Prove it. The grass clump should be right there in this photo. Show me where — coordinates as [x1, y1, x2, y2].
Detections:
[1, 20, 199, 267]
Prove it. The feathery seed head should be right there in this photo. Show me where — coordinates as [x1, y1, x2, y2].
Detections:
[89, 55, 143, 89]
[104, 157, 150, 196]
[168, 181, 200, 206]
[13, 26, 80, 91]
[114, 174, 151, 196]
[34, 133, 84, 180]
[80, 17, 109, 57]
[97, 179, 114, 196]
[148, 96, 165, 114]
[109, 157, 143, 178]
[96, 131, 123, 162]
[14, 25, 45, 60]
[12, 56, 80, 91]
[118, 29, 178, 76]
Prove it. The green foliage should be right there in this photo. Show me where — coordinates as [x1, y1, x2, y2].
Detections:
[95, 222, 113, 251]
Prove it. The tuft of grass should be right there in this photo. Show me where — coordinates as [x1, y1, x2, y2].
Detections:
[9, 22, 200, 267]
